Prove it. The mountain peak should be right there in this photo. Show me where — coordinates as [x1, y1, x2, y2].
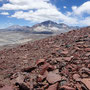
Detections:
[41, 20, 57, 26]
[7, 25, 22, 30]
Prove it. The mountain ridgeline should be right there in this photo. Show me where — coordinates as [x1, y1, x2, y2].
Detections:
[5, 20, 79, 34]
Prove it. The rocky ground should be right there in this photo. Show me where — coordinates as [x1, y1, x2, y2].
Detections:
[0, 27, 90, 90]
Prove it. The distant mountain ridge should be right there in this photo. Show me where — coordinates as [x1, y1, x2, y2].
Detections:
[4, 20, 80, 34]
[31, 20, 79, 34]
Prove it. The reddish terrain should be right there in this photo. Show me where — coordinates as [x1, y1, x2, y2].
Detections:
[0, 27, 90, 90]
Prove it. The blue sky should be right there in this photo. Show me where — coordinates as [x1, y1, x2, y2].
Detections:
[0, 0, 90, 29]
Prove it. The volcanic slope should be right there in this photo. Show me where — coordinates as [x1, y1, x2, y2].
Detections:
[0, 27, 90, 90]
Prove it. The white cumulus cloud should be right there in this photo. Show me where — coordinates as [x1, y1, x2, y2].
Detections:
[0, 12, 9, 15]
[80, 17, 90, 26]
[0, 0, 90, 26]
[11, 8, 78, 25]
[0, 0, 53, 10]
[72, 1, 90, 15]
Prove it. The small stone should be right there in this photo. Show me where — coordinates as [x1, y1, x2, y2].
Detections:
[73, 74, 81, 81]
[14, 73, 30, 90]
[37, 75, 45, 82]
[85, 48, 90, 52]
[55, 57, 62, 62]
[47, 82, 58, 90]
[60, 80, 67, 86]
[63, 56, 73, 62]
[15, 74, 24, 84]
[80, 67, 90, 72]
[46, 72, 61, 84]
[81, 78, 90, 90]
[40, 63, 54, 75]
[75, 83, 82, 90]
[52, 69, 59, 74]
[16, 83, 30, 90]
[60, 85, 75, 90]
[61, 50, 68, 55]
[85, 52, 90, 56]
[0, 86, 14, 90]
[80, 67, 90, 77]
[36, 59, 45, 66]
[21, 66, 36, 72]
[88, 64, 90, 68]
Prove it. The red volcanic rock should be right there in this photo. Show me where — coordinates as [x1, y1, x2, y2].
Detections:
[37, 75, 45, 82]
[60, 50, 68, 55]
[47, 82, 58, 90]
[40, 63, 55, 75]
[54, 57, 62, 62]
[85, 52, 90, 56]
[73, 74, 81, 81]
[15, 83, 30, 90]
[84, 48, 90, 52]
[60, 85, 75, 90]
[0, 86, 14, 90]
[81, 78, 90, 89]
[75, 83, 82, 90]
[63, 56, 73, 62]
[88, 64, 90, 68]
[15, 74, 25, 84]
[21, 66, 36, 72]
[46, 72, 61, 84]
[79, 67, 90, 78]
[36, 59, 45, 66]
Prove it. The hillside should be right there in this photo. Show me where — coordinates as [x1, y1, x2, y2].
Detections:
[0, 27, 90, 90]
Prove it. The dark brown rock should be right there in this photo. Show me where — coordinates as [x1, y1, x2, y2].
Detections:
[21, 66, 36, 72]
[15, 83, 30, 90]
